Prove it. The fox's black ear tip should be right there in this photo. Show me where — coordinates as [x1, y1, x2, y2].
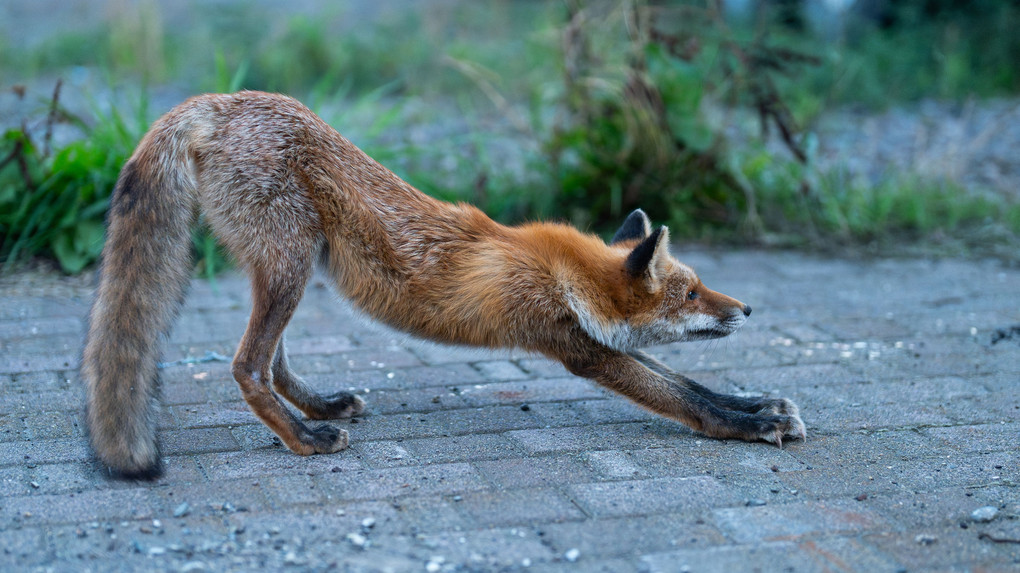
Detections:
[625, 224, 669, 277]
[611, 209, 653, 245]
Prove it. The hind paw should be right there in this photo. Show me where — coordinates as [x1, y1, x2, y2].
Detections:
[307, 424, 350, 454]
[304, 392, 366, 420]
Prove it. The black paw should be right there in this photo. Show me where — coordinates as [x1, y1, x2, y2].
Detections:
[754, 411, 806, 447]
[305, 392, 366, 420]
[307, 424, 349, 453]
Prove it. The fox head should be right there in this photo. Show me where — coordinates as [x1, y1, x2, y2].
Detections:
[565, 209, 752, 351]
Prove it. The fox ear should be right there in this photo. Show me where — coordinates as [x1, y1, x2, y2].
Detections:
[610, 209, 652, 245]
[625, 225, 670, 288]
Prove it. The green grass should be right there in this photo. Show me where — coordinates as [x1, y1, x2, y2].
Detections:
[0, 90, 144, 273]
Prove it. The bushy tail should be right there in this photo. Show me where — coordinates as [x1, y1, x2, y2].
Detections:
[82, 146, 196, 479]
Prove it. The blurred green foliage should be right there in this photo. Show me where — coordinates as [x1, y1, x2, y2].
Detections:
[1, 0, 1019, 273]
[0, 88, 142, 273]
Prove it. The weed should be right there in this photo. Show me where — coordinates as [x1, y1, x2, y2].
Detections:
[1, 82, 142, 273]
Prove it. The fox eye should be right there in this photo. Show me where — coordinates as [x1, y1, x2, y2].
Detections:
[687, 290, 699, 301]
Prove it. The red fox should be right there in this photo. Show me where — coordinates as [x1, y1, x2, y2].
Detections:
[82, 91, 805, 479]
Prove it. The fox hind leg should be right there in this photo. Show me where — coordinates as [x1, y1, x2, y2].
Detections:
[272, 339, 365, 420]
[232, 269, 348, 456]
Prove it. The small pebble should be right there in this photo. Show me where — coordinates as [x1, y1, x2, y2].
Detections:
[361, 517, 376, 530]
[346, 532, 367, 548]
[173, 502, 190, 518]
[971, 506, 998, 523]
[915, 533, 937, 546]
[564, 548, 580, 562]
[745, 499, 767, 507]
[855, 493, 868, 501]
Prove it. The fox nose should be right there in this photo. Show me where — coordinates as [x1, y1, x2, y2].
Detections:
[742, 305, 752, 317]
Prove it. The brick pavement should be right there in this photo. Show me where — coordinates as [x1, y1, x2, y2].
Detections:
[0, 250, 1017, 572]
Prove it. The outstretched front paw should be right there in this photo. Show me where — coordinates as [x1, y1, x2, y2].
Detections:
[756, 399, 806, 447]
[757, 397, 800, 418]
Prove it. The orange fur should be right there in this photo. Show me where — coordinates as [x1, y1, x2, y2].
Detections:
[82, 92, 804, 479]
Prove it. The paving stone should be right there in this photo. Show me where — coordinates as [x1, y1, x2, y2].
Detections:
[360, 385, 470, 414]
[159, 427, 240, 456]
[459, 378, 605, 407]
[0, 527, 45, 568]
[865, 527, 1020, 571]
[946, 391, 1020, 425]
[2, 487, 159, 525]
[195, 448, 364, 480]
[2, 250, 1018, 571]
[431, 405, 546, 435]
[0, 438, 90, 466]
[517, 358, 570, 378]
[582, 450, 649, 480]
[0, 389, 80, 415]
[568, 476, 738, 518]
[570, 398, 658, 425]
[407, 341, 502, 365]
[315, 462, 489, 501]
[0, 465, 32, 497]
[472, 360, 531, 381]
[713, 499, 888, 543]
[540, 514, 728, 558]
[26, 461, 99, 494]
[454, 488, 585, 527]
[401, 433, 522, 465]
[922, 423, 1020, 453]
[264, 474, 324, 507]
[0, 414, 26, 443]
[392, 527, 557, 569]
[153, 478, 273, 518]
[866, 486, 1017, 532]
[318, 362, 485, 392]
[642, 541, 825, 573]
[473, 455, 594, 489]
[283, 334, 356, 355]
[171, 401, 259, 428]
[21, 410, 83, 440]
[353, 439, 416, 468]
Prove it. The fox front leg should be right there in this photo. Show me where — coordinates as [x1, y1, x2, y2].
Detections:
[569, 351, 806, 446]
[629, 350, 805, 437]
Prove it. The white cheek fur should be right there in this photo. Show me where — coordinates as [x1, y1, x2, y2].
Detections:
[565, 291, 746, 351]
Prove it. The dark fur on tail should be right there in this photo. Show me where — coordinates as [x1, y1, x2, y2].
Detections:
[82, 155, 195, 479]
